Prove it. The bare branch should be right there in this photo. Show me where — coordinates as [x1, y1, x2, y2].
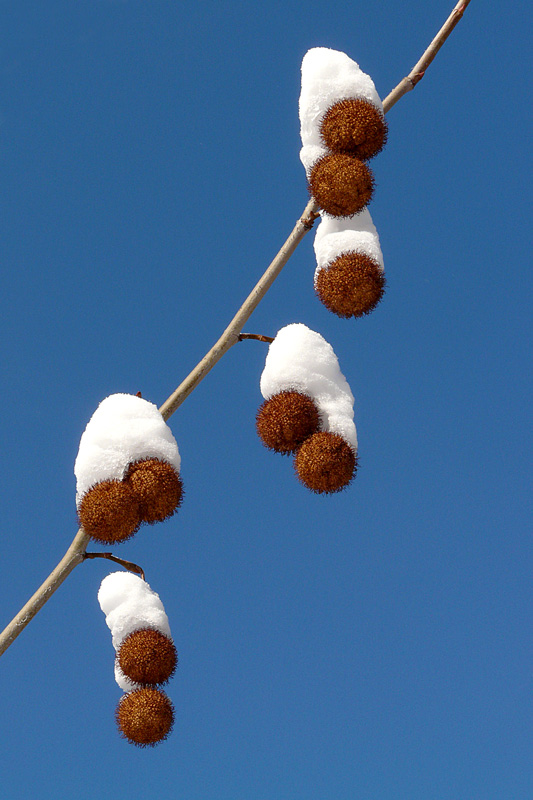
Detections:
[382, 0, 471, 113]
[158, 199, 317, 420]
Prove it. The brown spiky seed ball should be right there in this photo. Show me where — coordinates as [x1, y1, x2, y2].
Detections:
[117, 627, 177, 686]
[256, 391, 320, 454]
[294, 431, 357, 494]
[315, 252, 385, 319]
[78, 480, 140, 544]
[126, 458, 183, 524]
[116, 687, 174, 747]
[320, 99, 388, 161]
[308, 153, 374, 217]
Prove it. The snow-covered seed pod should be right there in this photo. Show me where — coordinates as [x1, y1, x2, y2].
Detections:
[117, 628, 177, 686]
[313, 209, 385, 318]
[294, 431, 357, 494]
[256, 390, 320, 454]
[308, 153, 374, 217]
[75, 393, 182, 542]
[320, 98, 387, 161]
[125, 458, 183, 524]
[116, 687, 174, 747]
[259, 324, 357, 491]
[78, 480, 140, 544]
[98, 571, 175, 693]
[299, 47, 385, 216]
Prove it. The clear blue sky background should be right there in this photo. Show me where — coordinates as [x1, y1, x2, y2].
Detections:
[1, 1, 531, 798]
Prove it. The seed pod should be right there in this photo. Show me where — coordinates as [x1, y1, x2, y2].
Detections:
[294, 431, 357, 494]
[116, 687, 174, 747]
[315, 251, 385, 318]
[78, 480, 140, 544]
[308, 153, 374, 217]
[320, 98, 387, 160]
[126, 458, 183, 524]
[256, 391, 320, 454]
[117, 627, 177, 686]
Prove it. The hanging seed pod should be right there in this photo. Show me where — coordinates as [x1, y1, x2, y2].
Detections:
[308, 153, 374, 217]
[320, 98, 387, 160]
[117, 627, 177, 686]
[294, 431, 357, 494]
[116, 687, 174, 747]
[315, 251, 385, 318]
[256, 390, 320, 454]
[78, 480, 140, 544]
[126, 458, 183, 524]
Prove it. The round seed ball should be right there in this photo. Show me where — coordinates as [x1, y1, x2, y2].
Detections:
[315, 252, 385, 318]
[126, 459, 183, 524]
[78, 480, 140, 544]
[308, 153, 374, 217]
[294, 431, 357, 494]
[116, 687, 174, 747]
[256, 391, 320, 454]
[117, 628, 177, 686]
[320, 98, 388, 160]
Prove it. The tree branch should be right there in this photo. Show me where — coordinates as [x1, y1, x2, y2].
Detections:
[0, 0, 472, 658]
[381, 0, 471, 113]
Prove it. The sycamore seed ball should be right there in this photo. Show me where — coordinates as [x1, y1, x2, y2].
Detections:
[256, 391, 320, 454]
[116, 687, 174, 747]
[126, 458, 183, 524]
[320, 99, 388, 161]
[294, 431, 357, 494]
[78, 480, 140, 544]
[308, 153, 374, 217]
[117, 627, 177, 686]
[315, 252, 385, 318]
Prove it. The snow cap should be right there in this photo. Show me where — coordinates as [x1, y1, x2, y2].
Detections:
[260, 324, 357, 451]
[313, 209, 384, 284]
[74, 393, 180, 507]
[98, 571, 172, 692]
[299, 47, 383, 174]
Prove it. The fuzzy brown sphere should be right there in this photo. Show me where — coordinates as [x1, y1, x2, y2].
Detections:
[294, 431, 357, 494]
[320, 99, 388, 161]
[117, 628, 177, 686]
[308, 153, 374, 217]
[256, 391, 320, 455]
[126, 458, 183, 524]
[116, 687, 174, 747]
[315, 252, 385, 318]
[78, 480, 140, 544]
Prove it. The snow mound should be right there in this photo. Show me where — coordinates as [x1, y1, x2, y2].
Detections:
[74, 393, 180, 507]
[260, 323, 357, 451]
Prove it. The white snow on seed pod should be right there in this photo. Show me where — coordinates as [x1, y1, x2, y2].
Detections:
[299, 47, 383, 175]
[313, 209, 384, 285]
[74, 393, 180, 507]
[98, 571, 171, 652]
[260, 323, 357, 451]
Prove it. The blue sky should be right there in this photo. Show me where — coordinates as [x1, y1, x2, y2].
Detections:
[0, 1, 531, 798]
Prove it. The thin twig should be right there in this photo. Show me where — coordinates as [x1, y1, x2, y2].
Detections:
[238, 333, 275, 344]
[83, 552, 145, 581]
[0, 0, 472, 658]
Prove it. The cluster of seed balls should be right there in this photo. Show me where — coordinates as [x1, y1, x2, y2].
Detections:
[115, 627, 177, 747]
[78, 458, 183, 544]
[310, 99, 388, 319]
[256, 390, 356, 494]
